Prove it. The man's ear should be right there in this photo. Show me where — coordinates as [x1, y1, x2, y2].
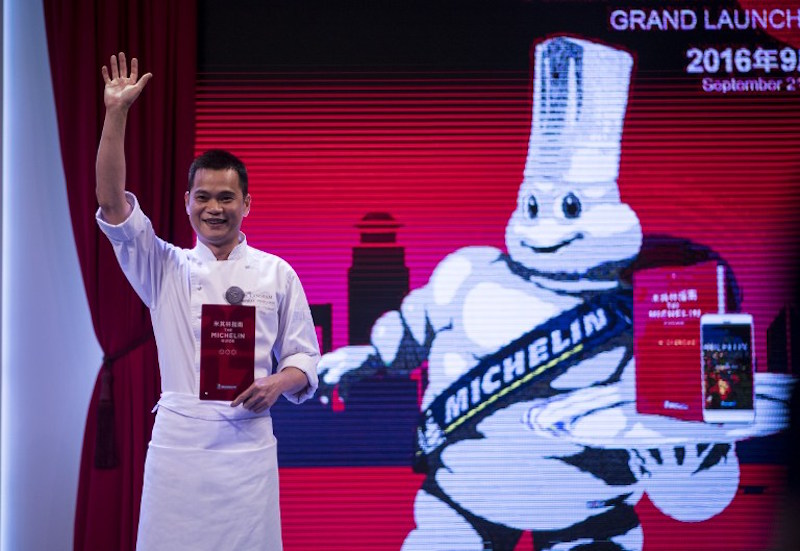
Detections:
[243, 193, 251, 217]
[184, 191, 190, 215]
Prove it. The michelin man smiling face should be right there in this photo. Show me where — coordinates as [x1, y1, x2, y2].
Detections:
[505, 37, 642, 281]
[505, 177, 642, 277]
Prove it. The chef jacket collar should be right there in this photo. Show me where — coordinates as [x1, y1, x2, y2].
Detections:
[192, 232, 249, 263]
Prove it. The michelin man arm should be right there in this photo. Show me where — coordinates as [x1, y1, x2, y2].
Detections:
[318, 286, 439, 404]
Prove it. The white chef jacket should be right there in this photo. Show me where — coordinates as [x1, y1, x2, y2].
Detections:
[96, 192, 320, 550]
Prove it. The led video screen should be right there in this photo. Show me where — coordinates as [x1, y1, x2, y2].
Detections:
[196, 1, 798, 549]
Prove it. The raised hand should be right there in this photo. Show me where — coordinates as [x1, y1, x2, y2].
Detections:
[101, 52, 152, 111]
[96, 52, 151, 222]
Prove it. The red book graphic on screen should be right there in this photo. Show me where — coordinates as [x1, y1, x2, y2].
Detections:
[634, 261, 720, 421]
[200, 304, 256, 401]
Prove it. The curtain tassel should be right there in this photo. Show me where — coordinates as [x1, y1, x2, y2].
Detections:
[94, 363, 117, 469]
[93, 331, 154, 469]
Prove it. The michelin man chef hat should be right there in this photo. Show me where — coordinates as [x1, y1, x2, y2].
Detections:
[523, 37, 634, 185]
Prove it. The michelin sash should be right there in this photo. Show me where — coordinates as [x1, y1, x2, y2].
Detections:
[415, 292, 633, 470]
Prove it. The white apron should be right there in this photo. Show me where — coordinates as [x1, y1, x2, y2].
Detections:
[136, 393, 282, 551]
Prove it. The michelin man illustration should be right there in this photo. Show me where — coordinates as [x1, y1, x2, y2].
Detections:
[319, 36, 791, 550]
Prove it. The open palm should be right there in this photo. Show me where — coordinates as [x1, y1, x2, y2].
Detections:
[101, 52, 152, 110]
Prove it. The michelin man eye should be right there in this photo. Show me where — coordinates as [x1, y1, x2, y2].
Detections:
[562, 192, 582, 219]
[526, 195, 539, 219]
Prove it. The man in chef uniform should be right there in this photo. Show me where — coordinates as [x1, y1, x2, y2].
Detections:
[95, 53, 320, 550]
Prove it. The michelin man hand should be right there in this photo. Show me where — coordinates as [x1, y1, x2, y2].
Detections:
[630, 442, 739, 522]
[317, 345, 375, 405]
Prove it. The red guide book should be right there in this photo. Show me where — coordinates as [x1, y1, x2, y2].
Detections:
[633, 261, 720, 421]
[200, 304, 256, 401]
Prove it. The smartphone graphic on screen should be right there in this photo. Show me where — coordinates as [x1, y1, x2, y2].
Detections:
[700, 313, 755, 423]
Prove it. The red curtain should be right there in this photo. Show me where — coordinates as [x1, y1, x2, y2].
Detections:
[42, 1, 196, 549]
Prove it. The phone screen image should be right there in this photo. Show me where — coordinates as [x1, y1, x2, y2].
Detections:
[700, 315, 755, 423]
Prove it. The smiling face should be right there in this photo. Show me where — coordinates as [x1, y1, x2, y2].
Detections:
[505, 38, 640, 283]
[185, 168, 251, 260]
[504, 177, 641, 279]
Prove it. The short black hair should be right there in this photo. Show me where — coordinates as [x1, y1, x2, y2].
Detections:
[188, 149, 249, 196]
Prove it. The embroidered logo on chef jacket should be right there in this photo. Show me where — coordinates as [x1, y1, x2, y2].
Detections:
[243, 290, 277, 311]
